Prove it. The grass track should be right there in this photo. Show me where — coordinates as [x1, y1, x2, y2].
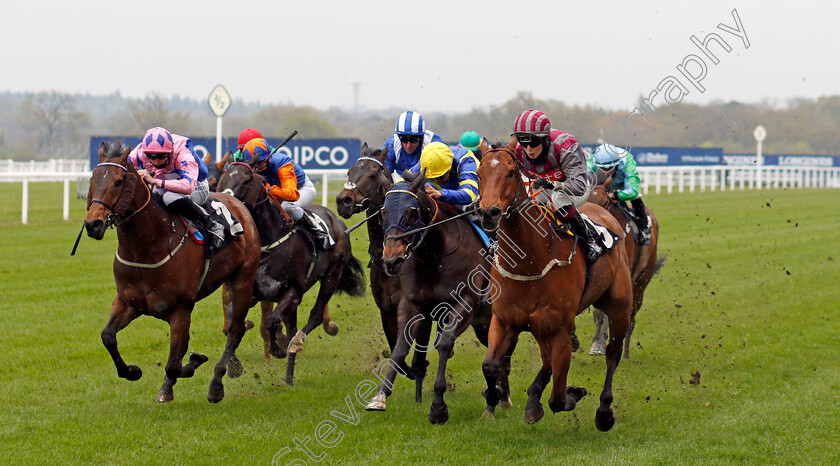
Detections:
[0, 182, 838, 464]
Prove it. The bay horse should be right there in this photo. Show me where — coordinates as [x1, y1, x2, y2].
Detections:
[587, 168, 665, 357]
[208, 150, 339, 363]
[475, 145, 633, 431]
[365, 172, 516, 425]
[217, 159, 366, 386]
[84, 140, 261, 403]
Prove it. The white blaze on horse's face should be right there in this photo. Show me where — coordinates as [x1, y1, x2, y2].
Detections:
[489, 159, 500, 168]
[223, 189, 234, 196]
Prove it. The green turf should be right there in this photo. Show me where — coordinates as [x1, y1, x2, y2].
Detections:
[1, 182, 838, 464]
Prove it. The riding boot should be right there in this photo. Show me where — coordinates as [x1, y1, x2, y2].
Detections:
[298, 211, 333, 250]
[167, 198, 217, 237]
[630, 198, 651, 244]
[566, 208, 603, 264]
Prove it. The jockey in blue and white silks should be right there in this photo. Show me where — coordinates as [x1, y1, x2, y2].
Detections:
[381, 110, 443, 180]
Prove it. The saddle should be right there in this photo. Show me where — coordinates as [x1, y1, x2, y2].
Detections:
[295, 210, 335, 253]
[535, 204, 622, 259]
[186, 200, 244, 254]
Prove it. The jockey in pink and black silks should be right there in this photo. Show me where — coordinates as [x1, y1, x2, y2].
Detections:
[511, 109, 603, 263]
[128, 127, 216, 232]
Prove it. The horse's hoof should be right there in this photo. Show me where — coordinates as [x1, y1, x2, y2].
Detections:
[323, 322, 339, 336]
[428, 404, 449, 425]
[207, 382, 225, 403]
[481, 406, 496, 419]
[589, 341, 606, 355]
[524, 400, 545, 424]
[595, 407, 616, 432]
[189, 352, 209, 367]
[571, 332, 581, 352]
[156, 391, 174, 403]
[227, 357, 243, 379]
[124, 365, 142, 381]
[365, 393, 387, 411]
[499, 397, 513, 409]
[244, 320, 255, 331]
[567, 386, 588, 402]
[287, 330, 306, 354]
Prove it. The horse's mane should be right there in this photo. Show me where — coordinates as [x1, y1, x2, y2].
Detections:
[103, 139, 129, 160]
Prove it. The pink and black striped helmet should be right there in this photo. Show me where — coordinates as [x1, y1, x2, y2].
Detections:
[512, 109, 551, 137]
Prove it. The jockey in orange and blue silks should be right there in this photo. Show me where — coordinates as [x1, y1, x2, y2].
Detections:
[381, 111, 443, 181]
[242, 138, 333, 248]
[128, 127, 218, 235]
[408, 142, 479, 207]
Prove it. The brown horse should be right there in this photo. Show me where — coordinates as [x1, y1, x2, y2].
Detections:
[84, 140, 261, 403]
[217, 160, 366, 386]
[208, 151, 338, 362]
[364, 173, 516, 425]
[587, 168, 665, 357]
[476, 146, 632, 431]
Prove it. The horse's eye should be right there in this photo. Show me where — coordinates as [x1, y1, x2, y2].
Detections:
[405, 207, 419, 226]
[507, 170, 515, 178]
[114, 179, 123, 187]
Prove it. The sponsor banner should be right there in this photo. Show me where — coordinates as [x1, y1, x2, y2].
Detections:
[724, 154, 839, 167]
[91, 136, 362, 170]
[582, 145, 724, 166]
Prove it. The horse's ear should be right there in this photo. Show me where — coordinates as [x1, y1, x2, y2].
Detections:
[408, 168, 427, 193]
[120, 144, 132, 162]
[98, 142, 107, 163]
[374, 147, 387, 163]
[479, 137, 490, 154]
[360, 142, 369, 156]
[506, 136, 517, 152]
[217, 152, 229, 171]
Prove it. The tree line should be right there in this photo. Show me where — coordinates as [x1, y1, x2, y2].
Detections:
[1, 90, 838, 160]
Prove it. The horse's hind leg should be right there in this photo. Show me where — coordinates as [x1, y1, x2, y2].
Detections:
[411, 318, 433, 403]
[595, 285, 632, 431]
[322, 304, 339, 336]
[260, 301, 279, 360]
[589, 308, 609, 356]
[101, 296, 142, 381]
[296, 268, 344, 346]
[273, 289, 302, 385]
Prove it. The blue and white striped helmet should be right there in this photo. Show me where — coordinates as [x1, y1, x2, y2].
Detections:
[395, 111, 425, 135]
[591, 143, 628, 169]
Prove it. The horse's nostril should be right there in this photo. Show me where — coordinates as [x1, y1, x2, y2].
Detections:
[488, 207, 502, 219]
[339, 196, 352, 206]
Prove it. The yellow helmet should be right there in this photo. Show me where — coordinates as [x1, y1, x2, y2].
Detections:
[420, 142, 454, 179]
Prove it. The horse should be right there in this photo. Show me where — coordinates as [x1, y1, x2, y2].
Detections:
[207, 150, 339, 363]
[335, 143, 439, 404]
[84, 139, 262, 403]
[364, 171, 516, 425]
[217, 159, 366, 386]
[475, 145, 633, 431]
[587, 168, 666, 357]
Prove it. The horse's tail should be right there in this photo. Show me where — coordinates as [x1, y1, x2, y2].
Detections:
[653, 255, 667, 275]
[336, 254, 366, 297]
[253, 263, 282, 301]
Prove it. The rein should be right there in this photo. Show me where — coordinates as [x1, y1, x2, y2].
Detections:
[343, 156, 387, 211]
[89, 162, 152, 228]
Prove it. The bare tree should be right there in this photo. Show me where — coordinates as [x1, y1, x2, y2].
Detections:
[108, 92, 194, 135]
[18, 91, 91, 158]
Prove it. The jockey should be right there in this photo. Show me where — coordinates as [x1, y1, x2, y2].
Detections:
[129, 126, 218, 235]
[242, 138, 332, 249]
[408, 142, 479, 207]
[511, 109, 602, 263]
[588, 143, 651, 243]
[458, 130, 485, 162]
[231, 128, 264, 163]
[381, 111, 443, 181]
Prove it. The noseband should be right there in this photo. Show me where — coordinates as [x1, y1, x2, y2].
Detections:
[343, 157, 387, 211]
[88, 162, 150, 227]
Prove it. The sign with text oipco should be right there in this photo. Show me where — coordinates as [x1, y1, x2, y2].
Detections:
[90, 137, 362, 170]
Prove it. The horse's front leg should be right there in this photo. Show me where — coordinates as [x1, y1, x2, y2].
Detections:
[481, 316, 517, 419]
[596, 299, 630, 432]
[365, 300, 420, 412]
[589, 308, 609, 355]
[208, 279, 254, 403]
[547, 316, 587, 414]
[294, 268, 343, 351]
[410, 317, 433, 403]
[523, 338, 552, 424]
[101, 295, 142, 381]
[272, 288, 301, 385]
[158, 307, 207, 402]
[428, 308, 474, 425]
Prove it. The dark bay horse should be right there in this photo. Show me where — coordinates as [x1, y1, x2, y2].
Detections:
[588, 169, 665, 357]
[208, 151, 339, 362]
[336, 144, 446, 405]
[476, 146, 633, 431]
[84, 140, 261, 403]
[217, 160, 366, 386]
[365, 173, 515, 425]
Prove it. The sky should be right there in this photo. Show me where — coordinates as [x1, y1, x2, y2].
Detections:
[2, 0, 838, 114]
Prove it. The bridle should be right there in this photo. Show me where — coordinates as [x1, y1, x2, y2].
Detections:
[482, 148, 531, 218]
[88, 162, 151, 228]
[343, 156, 388, 211]
[382, 188, 439, 262]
